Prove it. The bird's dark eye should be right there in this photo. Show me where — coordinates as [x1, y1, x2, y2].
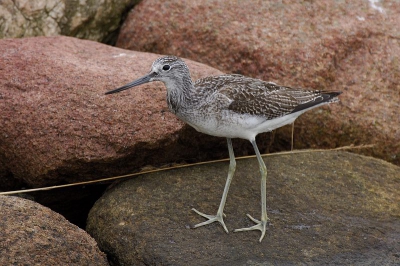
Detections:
[162, 65, 171, 71]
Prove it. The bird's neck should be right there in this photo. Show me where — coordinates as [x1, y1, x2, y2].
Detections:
[165, 75, 197, 114]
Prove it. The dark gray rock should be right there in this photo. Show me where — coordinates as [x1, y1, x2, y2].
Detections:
[87, 151, 400, 265]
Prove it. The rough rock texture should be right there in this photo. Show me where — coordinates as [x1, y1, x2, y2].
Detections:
[0, 36, 345, 188]
[0, 195, 108, 265]
[0, 0, 137, 43]
[117, 0, 400, 165]
[86, 151, 400, 265]
[0, 36, 236, 188]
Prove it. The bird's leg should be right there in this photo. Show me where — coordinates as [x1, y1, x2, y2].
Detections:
[234, 139, 269, 242]
[192, 138, 236, 233]
[291, 122, 295, 151]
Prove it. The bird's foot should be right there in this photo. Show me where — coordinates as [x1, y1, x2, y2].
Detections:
[191, 208, 228, 233]
[234, 214, 270, 242]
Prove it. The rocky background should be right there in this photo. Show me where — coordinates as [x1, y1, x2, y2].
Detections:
[0, 0, 399, 265]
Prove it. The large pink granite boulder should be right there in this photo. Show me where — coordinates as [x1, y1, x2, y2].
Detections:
[117, 0, 400, 165]
[0, 36, 350, 188]
[0, 36, 226, 187]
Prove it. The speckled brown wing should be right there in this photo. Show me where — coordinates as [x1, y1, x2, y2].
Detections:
[212, 74, 339, 120]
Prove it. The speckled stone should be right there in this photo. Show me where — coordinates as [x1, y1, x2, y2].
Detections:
[0, 195, 108, 265]
[87, 151, 400, 265]
[0, 36, 228, 187]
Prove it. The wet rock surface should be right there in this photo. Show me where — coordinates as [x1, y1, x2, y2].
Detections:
[87, 151, 400, 265]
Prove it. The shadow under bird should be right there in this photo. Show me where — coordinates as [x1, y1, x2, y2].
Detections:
[105, 56, 341, 242]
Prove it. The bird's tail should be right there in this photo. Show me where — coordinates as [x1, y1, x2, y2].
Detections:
[323, 91, 342, 104]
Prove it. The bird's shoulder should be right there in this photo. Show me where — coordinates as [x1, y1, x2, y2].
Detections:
[196, 74, 296, 98]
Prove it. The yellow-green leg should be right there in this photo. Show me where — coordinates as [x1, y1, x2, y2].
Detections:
[234, 139, 269, 242]
[192, 138, 236, 233]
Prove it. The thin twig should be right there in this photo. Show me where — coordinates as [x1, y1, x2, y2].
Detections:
[0, 144, 374, 196]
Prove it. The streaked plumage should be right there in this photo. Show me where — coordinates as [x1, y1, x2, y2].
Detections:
[106, 56, 341, 242]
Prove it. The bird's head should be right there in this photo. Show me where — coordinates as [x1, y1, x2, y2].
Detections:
[105, 56, 191, 95]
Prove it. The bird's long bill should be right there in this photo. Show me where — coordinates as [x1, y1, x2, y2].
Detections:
[105, 72, 155, 95]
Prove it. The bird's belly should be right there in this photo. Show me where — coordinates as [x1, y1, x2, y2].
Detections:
[179, 111, 301, 140]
